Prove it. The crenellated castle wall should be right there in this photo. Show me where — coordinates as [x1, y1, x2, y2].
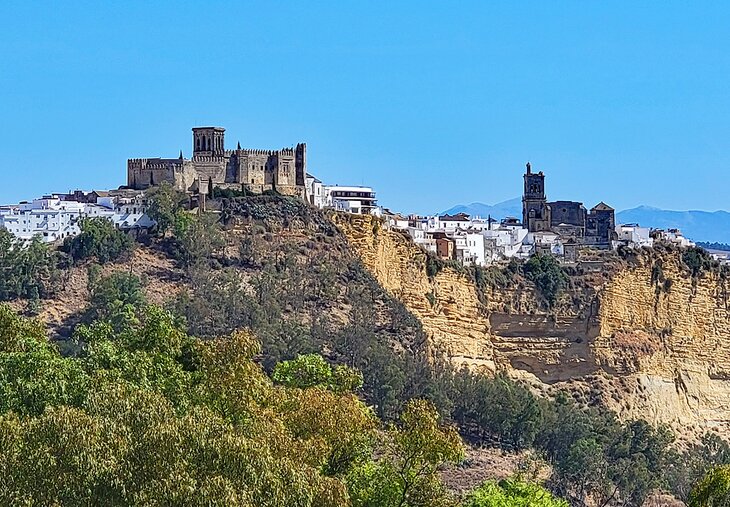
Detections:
[126, 127, 306, 196]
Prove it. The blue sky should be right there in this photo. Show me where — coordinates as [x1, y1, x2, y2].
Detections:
[1, 1, 728, 214]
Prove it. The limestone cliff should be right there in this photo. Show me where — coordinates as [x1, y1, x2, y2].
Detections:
[334, 213, 730, 438]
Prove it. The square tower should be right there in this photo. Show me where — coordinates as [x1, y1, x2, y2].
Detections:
[192, 127, 226, 158]
[522, 162, 550, 232]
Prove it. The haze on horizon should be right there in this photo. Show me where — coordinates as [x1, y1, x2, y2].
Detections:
[1, 1, 728, 215]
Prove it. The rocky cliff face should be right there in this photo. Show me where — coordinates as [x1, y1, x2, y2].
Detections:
[334, 214, 730, 438]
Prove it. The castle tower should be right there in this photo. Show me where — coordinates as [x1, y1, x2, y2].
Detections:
[522, 162, 549, 232]
[192, 127, 226, 158]
[295, 143, 307, 186]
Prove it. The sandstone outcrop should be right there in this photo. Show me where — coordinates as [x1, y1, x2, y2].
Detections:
[334, 213, 730, 438]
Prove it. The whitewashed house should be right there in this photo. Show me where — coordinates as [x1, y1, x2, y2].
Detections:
[615, 224, 653, 248]
[434, 213, 471, 232]
[0, 191, 155, 243]
[324, 185, 380, 216]
[305, 174, 325, 209]
[653, 228, 694, 247]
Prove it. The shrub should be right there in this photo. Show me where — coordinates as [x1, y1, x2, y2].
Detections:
[170, 212, 225, 268]
[146, 182, 188, 235]
[85, 267, 147, 330]
[62, 217, 133, 264]
[523, 253, 568, 306]
[0, 230, 61, 300]
[688, 465, 730, 507]
[464, 478, 569, 507]
[683, 246, 713, 277]
[273, 354, 363, 394]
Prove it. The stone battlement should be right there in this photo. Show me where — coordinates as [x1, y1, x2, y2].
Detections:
[126, 126, 306, 197]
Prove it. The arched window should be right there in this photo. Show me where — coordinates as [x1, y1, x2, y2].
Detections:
[196, 138, 200, 150]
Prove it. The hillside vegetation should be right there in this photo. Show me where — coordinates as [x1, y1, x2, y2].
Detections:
[1, 189, 729, 506]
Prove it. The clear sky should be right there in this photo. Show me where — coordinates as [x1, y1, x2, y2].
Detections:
[1, 1, 728, 214]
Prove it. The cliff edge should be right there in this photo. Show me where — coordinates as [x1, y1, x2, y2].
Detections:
[334, 213, 730, 438]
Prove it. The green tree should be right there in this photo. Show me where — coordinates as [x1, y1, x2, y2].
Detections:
[0, 230, 61, 300]
[347, 399, 464, 507]
[172, 212, 225, 268]
[464, 478, 569, 507]
[667, 433, 730, 502]
[62, 217, 133, 264]
[146, 181, 188, 235]
[451, 371, 543, 449]
[683, 246, 713, 277]
[523, 253, 568, 306]
[689, 465, 730, 507]
[86, 268, 147, 329]
[273, 353, 364, 393]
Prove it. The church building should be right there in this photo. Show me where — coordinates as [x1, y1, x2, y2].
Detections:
[522, 162, 616, 248]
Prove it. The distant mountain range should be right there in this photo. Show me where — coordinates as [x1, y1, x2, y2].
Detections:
[441, 199, 730, 243]
[442, 198, 523, 220]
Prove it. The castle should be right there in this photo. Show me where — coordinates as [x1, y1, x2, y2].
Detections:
[522, 162, 616, 248]
[127, 127, 306, 197]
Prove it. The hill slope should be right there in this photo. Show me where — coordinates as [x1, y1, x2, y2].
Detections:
[337, 212, 730, 439]
[25, 196, 730, 439]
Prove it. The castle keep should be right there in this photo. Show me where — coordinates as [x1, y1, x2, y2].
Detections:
[127, 127, 306, 197]
[522, 162, 616, 248]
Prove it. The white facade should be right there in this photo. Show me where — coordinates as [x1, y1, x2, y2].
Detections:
[406, 227, 437, 254]
[654, 228, 694, 247]
[461, 232, 486, 265]
[305, 174, 325, 209]
[387, 214, 410, 229]
[324, 185, 380, 216]
[526, 231, 564, 256]
[615, 224, 653, 248]
[0, 192, 154, 243]
[0, 199, 100, 243]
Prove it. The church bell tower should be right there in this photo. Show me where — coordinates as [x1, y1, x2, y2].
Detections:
[522, 162, 549, 232]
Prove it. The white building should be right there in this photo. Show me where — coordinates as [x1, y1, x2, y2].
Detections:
[0, 191, 154, 243]
[0, 198, 98, 243]
[653, 228, 694, 247]
[462, 232, 486, 265]
[526, 231, 564, 257]
[434, 213, 471, 232]
[406, 227, 437, 254]
[615, 224, 653, 248]
[324, 185, 380, 216]
[305, 174, 325, 209]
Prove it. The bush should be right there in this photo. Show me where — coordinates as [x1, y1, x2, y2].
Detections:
[146, 182, 188, 235]
[62, 217, 133, 264]
[523, 253, 568, 306]
[451, 371, 543, 449]
[0, 230, 62, 300]
[273, 353, 363, 393]
[688, 465, 730, 507]
[170, 212, 225, 268]
[682, 246, 713, 277]
[85, 267, 147, 330]
[464, 478, 569, 507]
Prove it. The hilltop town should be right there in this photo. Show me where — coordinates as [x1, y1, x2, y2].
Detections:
[0, 125, 710, 266]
